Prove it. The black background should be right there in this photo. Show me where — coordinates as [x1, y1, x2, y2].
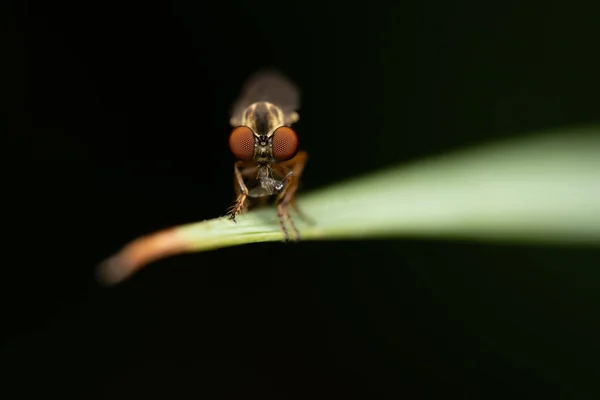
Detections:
[3, 1, 600, 398]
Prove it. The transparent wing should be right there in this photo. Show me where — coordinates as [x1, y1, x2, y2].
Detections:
[230, 68, 300, 125]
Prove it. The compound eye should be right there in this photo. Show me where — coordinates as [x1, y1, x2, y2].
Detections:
[272, 126, 299, 161]
[228, 126, 255, 160]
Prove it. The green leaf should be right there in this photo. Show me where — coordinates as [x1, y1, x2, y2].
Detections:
[97, 126, 600, 285]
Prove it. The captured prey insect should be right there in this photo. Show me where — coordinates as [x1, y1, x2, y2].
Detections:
[225, 69, 310, 241]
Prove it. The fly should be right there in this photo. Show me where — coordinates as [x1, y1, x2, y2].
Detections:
[225, 69, 309, 241]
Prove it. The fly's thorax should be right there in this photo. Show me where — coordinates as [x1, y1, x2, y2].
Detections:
[241, 102, 285, 136]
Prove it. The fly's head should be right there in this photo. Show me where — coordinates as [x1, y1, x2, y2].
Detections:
[228, 101, 299, 165]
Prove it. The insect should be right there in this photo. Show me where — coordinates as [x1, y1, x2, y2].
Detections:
[226, 69, 309, 241]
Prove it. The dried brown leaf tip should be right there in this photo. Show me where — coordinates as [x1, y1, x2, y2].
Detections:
[95, 228, 193, 286]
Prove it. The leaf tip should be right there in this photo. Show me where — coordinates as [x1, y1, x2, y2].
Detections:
[94, 228, 194, 286]
[94, 255, 130, 287]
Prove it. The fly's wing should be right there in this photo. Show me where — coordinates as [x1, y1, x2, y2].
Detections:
[230, 68, 300, 126]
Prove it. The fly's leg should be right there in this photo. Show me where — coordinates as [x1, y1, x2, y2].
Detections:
[280, 166, 313, 225]
[275, 151, 308, 241]
[279, 150, 311, 223]
[227, 161, 249, 222]
[276, 202, 291, 242]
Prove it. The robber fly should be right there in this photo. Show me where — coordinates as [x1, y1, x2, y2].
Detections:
[225, 69, 309, 241]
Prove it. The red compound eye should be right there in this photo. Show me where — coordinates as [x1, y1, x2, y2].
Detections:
[228, 126, 255, 160]
[272, 126, 299, 161]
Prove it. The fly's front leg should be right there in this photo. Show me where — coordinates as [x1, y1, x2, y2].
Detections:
[275, 151, 309, 241]
[279, 151, 312, 222]
[227, 161, 249, 222]
[276, 182, 297, 242]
